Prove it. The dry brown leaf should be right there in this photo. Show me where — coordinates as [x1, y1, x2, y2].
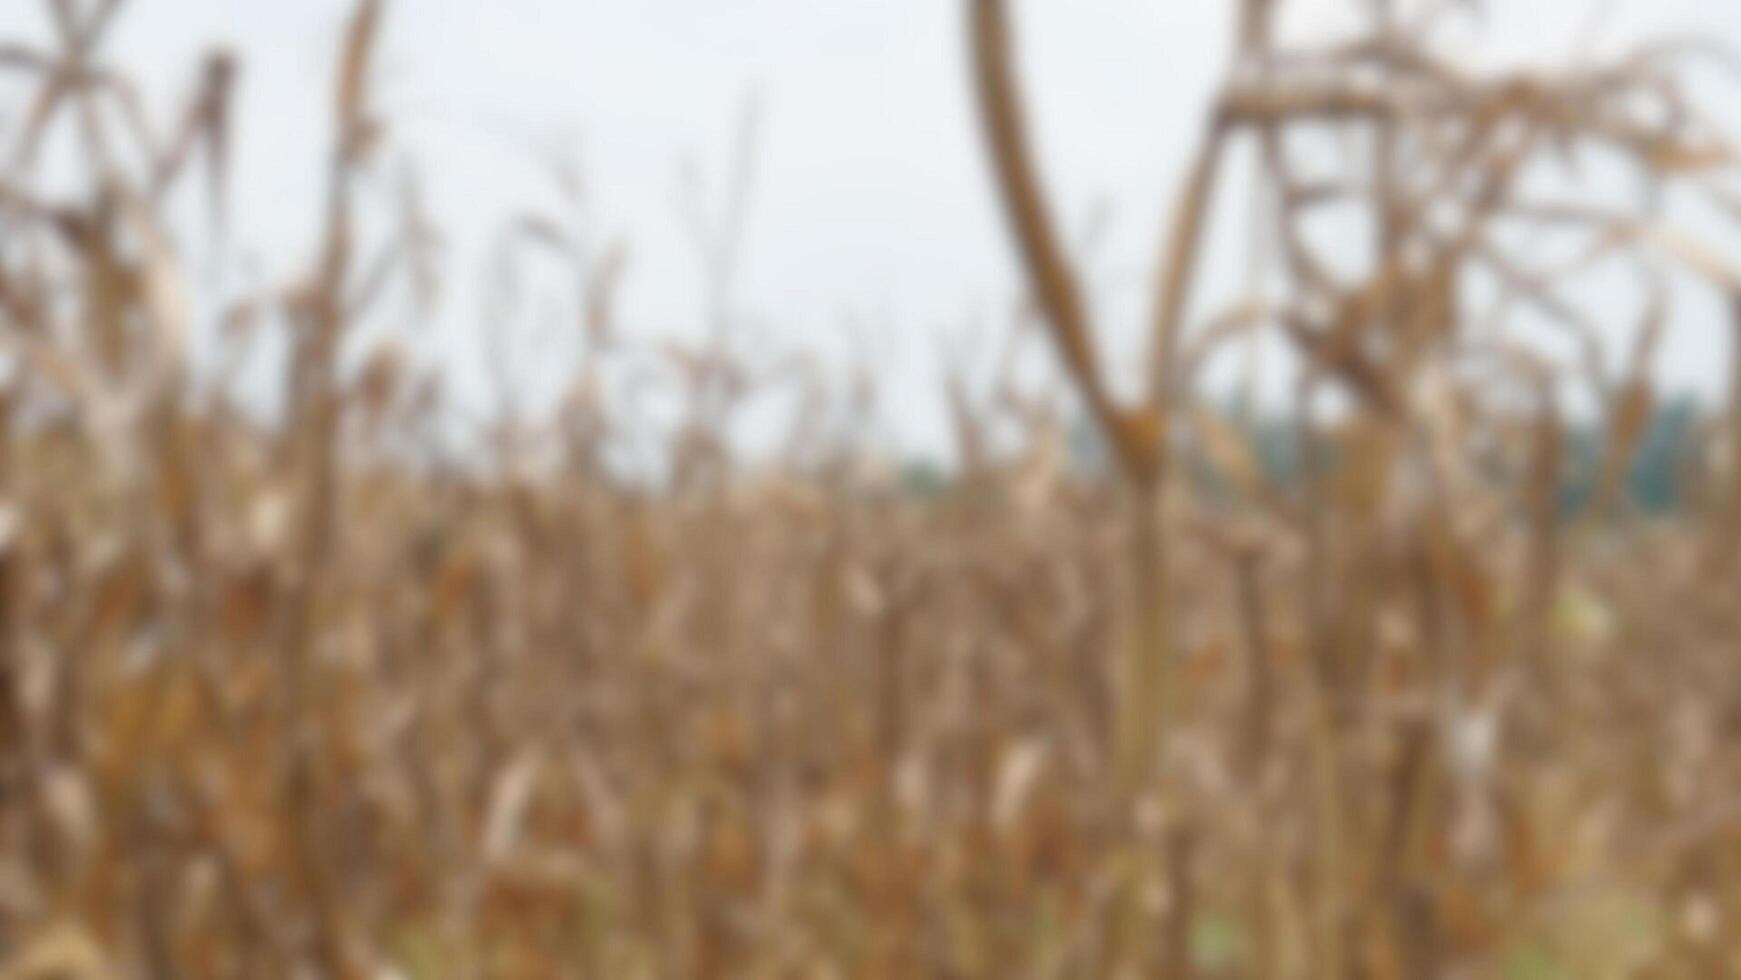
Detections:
[335, 0, 384, 147]
[0, 921, 111, 980]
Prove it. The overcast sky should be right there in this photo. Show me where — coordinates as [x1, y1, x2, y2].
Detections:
[4, 0, 1739, 458]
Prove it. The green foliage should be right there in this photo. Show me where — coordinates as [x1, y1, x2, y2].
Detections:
[1047, 395, 1709, 517]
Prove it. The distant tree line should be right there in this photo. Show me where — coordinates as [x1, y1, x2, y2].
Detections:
[1193, 396, 1709, 517]
[903, 395, 1711, 518]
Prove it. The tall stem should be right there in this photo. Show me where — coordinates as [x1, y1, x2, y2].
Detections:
[1119, 477, 1167, 792]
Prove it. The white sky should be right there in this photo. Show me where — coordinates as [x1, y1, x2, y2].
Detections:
[3, 0, 1739, 459]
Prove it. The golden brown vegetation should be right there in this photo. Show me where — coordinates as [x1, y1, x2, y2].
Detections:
[2, 0, 1741, 976]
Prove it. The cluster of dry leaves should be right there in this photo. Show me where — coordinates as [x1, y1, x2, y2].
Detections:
[2, 0, 1741, 976]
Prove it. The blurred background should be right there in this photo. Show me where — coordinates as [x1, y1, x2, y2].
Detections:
[5, 0, 1740, 459]
[5, 1, 1741, 977]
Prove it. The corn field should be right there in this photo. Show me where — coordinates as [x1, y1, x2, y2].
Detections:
[2, 0, 1741, 976]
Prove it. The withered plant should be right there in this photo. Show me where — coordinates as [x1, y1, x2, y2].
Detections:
[0, 0, 1738, 977]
